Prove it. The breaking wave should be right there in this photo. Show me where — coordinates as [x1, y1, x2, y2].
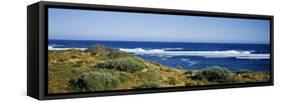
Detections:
[119, 48, 269, 60]
[48, 45, 86, 51]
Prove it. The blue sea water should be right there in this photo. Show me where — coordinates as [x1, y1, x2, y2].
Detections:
[48, 39, 271, 72]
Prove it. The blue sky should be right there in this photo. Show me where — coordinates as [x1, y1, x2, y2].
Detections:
[48, 8, 270, 44]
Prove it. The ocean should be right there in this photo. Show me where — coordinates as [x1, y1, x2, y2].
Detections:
[48, 39, 270, 72]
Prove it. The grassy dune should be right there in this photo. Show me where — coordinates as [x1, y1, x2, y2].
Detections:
[48, 44, 270, 94]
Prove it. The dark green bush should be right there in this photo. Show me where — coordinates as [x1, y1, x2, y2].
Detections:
[194, 66, 234, 83]
[184, 70, 193, 75]
[108, 50, 131, 59]
[69, 72, 119, 92]
[137, 81, 160, 89]
[94, 58, 146, 73]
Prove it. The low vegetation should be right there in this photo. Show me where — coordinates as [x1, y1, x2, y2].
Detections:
[193, 66, 235, 83]
[94, 57, 146, 73]
[48, 44, 270, 94]
[137, 81, 160, 89]
[69, 72, 119, 92]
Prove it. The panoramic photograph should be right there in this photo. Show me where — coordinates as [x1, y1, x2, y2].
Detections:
[48, 8, 270, 94]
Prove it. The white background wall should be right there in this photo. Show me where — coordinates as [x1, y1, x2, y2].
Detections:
[0, 0, 279, 101]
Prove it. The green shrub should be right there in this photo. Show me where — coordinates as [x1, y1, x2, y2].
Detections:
[137, 81, 160, 89]
[119, 72, 133, 83]
[94, 58, 146, 73]
[194, 66, 234, 83]
[69, 72, 119, 92]
[108, 50, 131, 59]
[235, 69, 252, 74]
[136, 69, 160, 82]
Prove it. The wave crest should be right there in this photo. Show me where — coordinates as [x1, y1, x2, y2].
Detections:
[48, 46, 86, 51]
[119, 48, 269, 60]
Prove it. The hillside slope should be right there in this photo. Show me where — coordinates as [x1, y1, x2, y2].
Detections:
[48, 44, 270, 94]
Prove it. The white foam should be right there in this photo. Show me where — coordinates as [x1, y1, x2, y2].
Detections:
[162, 48, 183, 50]
[48, 46, 86, 51]
[181, 58, 188, 61]
[119, 48, 269, 60]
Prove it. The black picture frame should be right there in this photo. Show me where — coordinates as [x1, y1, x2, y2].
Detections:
[27, 1, 274, 100]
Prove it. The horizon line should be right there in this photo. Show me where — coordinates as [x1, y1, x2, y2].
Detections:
[48, 39, 270, 45]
